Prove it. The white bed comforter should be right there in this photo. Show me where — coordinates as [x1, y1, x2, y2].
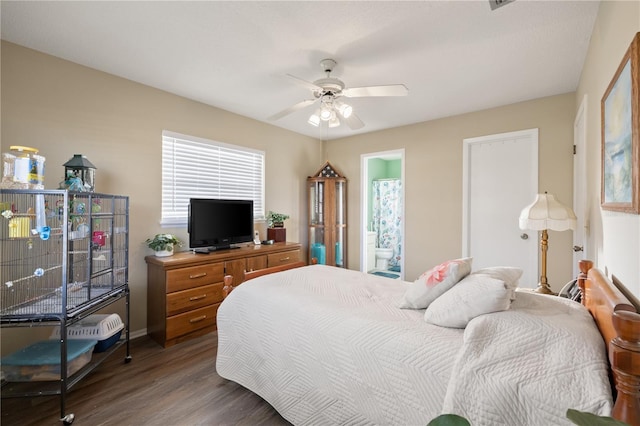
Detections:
[443, 291, 612, 425]
[216, 265, 612, 425]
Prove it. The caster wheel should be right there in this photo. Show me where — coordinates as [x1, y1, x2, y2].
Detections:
[61, 413, 75, 424]
[124, 355, 132, 363]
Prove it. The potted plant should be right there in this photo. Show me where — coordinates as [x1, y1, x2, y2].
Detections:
[266, 211, 290, 228]
[428, 410, 626, 426]
[145, 233, 182, 257]
[266, 211, 290, 243]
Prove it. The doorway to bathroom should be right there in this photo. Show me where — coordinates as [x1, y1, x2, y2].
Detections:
[360, 149, 405, 280]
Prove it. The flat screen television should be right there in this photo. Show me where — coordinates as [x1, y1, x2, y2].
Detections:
[188, 198, 254, 252]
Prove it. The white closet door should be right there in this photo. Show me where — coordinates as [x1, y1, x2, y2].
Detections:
[462, 129, 539, 288]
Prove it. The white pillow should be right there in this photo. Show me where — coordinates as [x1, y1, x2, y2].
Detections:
[397, 257, 472, 309]
[424, 274, 513, 328]
[471, 266, 523, 290]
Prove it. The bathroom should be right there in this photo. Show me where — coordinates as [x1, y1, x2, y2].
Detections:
[362, 152, 403, 279]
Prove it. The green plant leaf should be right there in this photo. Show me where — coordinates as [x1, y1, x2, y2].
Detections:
[145, 233, 182, 251]
[266, 211, 290, 227]
[427, 414, 471, 426]
[566, 409, 629, 426]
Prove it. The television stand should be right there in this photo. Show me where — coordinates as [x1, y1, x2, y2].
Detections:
[145, 242, 302, 347]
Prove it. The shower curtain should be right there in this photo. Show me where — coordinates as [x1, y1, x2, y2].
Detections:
[372, 179, 402, 269]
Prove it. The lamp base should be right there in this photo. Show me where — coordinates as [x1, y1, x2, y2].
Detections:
[534, 283, 556, 295]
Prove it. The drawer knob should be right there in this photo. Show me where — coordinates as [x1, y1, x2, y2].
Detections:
[189, 315, 207, 323]
[189, 272, 207, 279]
[189, 294, 207, 301]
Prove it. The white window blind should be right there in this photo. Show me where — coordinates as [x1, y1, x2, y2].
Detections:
[161, 131, 265, 227]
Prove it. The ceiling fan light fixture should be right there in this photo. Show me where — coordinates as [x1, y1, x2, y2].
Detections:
[320, 106, 333, 121]
[272, 58, 408, 131]
[308, 110, 320, 127]
[337, 102, 353, 118]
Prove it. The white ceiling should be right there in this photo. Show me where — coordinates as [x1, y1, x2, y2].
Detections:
[1, 1, 599, 141]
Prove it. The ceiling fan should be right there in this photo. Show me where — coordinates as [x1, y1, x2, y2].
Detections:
[268, 59, 408, 130]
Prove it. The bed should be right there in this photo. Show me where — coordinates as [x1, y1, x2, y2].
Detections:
[216, 259, 640, 425]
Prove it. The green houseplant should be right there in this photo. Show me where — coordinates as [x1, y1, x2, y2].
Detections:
[267, 211, 290, 228]
[428, 410, 628, 426]
[145, 233, 182, 257]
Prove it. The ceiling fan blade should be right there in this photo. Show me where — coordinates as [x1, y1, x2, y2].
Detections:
[343, 111, 365, 130]
[267, 99, 317, 121]
[286, 74, 323, 91]
[343, 84, 408, 98]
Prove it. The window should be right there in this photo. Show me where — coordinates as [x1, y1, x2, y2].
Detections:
[161, 131, 265, 227]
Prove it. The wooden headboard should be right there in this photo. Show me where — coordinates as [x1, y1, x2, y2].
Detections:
[578, 260, 640, 424]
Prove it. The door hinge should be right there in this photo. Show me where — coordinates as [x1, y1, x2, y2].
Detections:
[573, 145, 576, 155]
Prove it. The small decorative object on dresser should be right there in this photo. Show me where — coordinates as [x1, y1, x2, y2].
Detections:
[145, 233, 182, 257]
[266, 211, 289, 242]
[266, 211, 289, 228]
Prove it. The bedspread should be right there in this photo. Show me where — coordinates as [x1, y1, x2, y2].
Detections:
[216, 266, 612, 425]
[216, 265, 464, 425]
[443, 291, 612, 425]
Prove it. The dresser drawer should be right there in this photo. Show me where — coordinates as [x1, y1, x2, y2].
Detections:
[247, 255, 267, 272]
[166, 304, 218, 340]
[166, 283, 223, 317]
[166, 263, 224, 293]
[267, 249, 300, 267]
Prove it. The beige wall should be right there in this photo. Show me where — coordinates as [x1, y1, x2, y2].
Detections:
[325, 93, 576, 287]
[0, 41, 320, 352]
[576, 1, 640, 298]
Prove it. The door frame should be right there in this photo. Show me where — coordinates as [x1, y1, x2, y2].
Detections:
[462, 129, 539, 284]
[573, 95, 588, 276]
[360, 149, 405, 280]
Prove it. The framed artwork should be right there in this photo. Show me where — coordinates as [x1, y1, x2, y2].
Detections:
[601, 32, 640, 214]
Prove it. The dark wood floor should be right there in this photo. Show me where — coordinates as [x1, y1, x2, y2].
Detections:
[1, 332, 291, 426]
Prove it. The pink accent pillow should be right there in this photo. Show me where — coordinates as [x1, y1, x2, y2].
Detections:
[397, 257, 473, 309]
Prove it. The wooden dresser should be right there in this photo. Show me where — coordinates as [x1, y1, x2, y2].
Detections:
[145, 242, 302, 347]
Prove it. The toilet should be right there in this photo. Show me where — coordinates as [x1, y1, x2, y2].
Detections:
[375, 248, 394, 270]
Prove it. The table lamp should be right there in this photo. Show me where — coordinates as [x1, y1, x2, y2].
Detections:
[519, 192, 576, 294]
